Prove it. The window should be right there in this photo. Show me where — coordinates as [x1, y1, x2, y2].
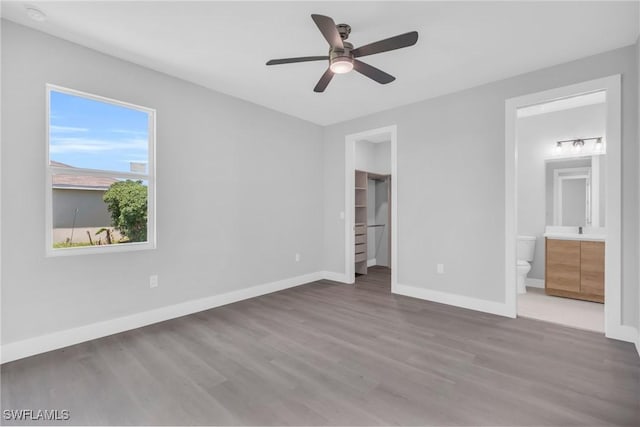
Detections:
[46, 85, 155, 255]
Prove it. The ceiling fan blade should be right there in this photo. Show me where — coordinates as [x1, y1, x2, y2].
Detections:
[311, 14, 343, 49]
[314, 68, 334, 92]
[353, 60, 395, 84]
[266, 56, 328, 66]
[352, 31, 419, 58]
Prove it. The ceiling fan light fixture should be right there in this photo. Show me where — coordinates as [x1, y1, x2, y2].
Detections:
[330, 57, 354, 74]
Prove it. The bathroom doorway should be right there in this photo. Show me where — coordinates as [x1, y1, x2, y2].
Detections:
[505, 76, 626, 339]
[345, 126, 397, 291]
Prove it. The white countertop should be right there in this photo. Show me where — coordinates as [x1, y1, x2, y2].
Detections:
[544, 233, 606, 241]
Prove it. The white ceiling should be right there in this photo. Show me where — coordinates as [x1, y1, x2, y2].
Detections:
[2, 1, 639, 126]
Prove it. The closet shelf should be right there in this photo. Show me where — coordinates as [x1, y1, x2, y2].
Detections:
[354, 170, 370, 275]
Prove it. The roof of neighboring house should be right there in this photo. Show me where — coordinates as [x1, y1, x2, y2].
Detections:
[51, 161, 118, 190]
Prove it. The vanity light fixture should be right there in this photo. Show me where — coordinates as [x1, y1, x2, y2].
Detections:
[554, 136, 603, 155]
[554, 141, 563, 153]
[572, 139, 584, 153]
[594, 137, 603, 152]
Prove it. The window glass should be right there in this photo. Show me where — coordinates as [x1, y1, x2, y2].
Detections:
[47, 86, 154, 254]
[49, 90, 149, 174]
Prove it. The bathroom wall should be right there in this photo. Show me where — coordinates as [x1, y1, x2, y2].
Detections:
[517, 104, 605, 281]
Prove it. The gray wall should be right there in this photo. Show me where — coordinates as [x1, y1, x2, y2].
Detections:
[637, 35, 640, 340]
[517, 104, 604, 280]
[322, 45, 638, 326]
[365, 178, 390, 266]
[373, 142, 391, 176]
[52, 189, 112, 228]
[355, 140, 377, 174]
[1, 21, 324, 344]
[355, 140, 391, 175]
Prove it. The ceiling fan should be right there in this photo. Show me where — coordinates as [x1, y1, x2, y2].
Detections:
[266, 14, 419, 93]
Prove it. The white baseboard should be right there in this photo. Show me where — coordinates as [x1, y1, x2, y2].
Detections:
[5, 272, 633, 363]
[0, 271, 323, 364]
[393, 283, 512, 317]
[525, 278, 545, 288]
[320, 271, 351, 283]
[605, 324, 638, 344]
[367, 258, 377, 267]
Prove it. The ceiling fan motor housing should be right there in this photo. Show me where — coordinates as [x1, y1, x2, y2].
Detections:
[330, 23, 353, 72]
[337, 23, 351, 40]
[329, 42, 353, 62]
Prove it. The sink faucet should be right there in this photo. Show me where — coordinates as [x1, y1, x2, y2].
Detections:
[579, 226, 583, 235]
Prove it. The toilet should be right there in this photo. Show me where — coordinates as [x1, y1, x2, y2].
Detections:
[517, 235, 536, 294]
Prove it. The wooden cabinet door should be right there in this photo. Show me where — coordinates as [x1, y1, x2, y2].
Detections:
[580, 241, 605, 298]
[546, 239, 581, 292]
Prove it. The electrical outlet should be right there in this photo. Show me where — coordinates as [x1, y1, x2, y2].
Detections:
[295, 253, 301, 262]
[339, 211, 345, 220]
[437, 264, 444, 274]
[149, 275, 158, 288]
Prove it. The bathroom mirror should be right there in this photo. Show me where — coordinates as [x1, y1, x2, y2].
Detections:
[545, 156, 605, 227]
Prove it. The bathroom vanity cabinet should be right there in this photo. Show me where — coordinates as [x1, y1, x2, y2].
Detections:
[545, 238, 604, 303]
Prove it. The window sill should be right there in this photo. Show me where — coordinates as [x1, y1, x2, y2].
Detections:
[46, 241, 156, 257]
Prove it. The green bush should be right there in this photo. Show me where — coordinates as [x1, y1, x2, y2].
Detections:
[103, 180, 147, 242]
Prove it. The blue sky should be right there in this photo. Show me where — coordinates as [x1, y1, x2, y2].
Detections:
[49, 90, 149, 174]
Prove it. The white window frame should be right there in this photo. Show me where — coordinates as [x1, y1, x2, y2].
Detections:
[45, 84, 156, 257]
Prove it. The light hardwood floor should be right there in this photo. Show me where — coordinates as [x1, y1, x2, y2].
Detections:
[2, 266, 639, 425]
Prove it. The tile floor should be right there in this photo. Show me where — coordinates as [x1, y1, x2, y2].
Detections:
[517, 286, 604, 333]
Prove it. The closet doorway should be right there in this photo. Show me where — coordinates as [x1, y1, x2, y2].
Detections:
[355, 171, 391, 291]
[345, 125, 397, 291]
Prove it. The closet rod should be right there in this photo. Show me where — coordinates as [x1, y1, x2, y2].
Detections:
[367, 224, 386, 228]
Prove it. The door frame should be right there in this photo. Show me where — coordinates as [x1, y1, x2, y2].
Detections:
[505, 75, 631, 341]
[345, 125, 398, 288]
